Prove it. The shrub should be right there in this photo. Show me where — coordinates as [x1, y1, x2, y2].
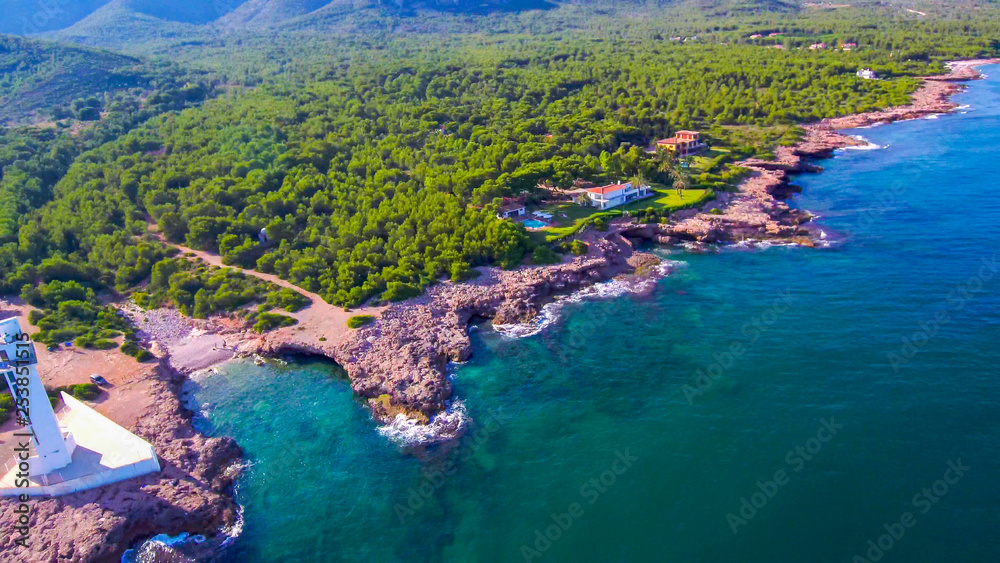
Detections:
[383, 282, 421, 302]
[120, 338, 154, 361]
[0, 393, 12, 424]
[347, 315, 376, 329]
[449, 261, 478, 282]
[531, 246, 561, 265]
[709, 208, 723, 215]
[253, 312, 297, 333]
[265, 288, 310, 312]
[47, 383, 103, 404]
[66, 383, 101, 400]
[571, 240, 588, 256]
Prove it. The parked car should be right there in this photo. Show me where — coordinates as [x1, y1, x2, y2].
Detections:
[89, 374, 109, 386]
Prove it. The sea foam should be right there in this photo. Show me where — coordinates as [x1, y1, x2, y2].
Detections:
[220, 493, 246, 547]
[377, 399, 469, 447]
[837, 135, 884, 152]
[492, 261, 680, 339]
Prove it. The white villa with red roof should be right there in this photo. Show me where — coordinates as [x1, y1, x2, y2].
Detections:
[584, 182, 652, 210]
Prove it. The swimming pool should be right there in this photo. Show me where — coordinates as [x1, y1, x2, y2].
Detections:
[522, 219, 546, 228]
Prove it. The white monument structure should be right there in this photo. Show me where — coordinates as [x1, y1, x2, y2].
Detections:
[0, 317, 160, 497]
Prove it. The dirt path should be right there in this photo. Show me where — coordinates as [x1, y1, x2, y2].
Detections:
[147, 227, 385, 347]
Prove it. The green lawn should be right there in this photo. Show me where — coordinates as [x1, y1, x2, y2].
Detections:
[620, 187, 711, 213]
[529, 186, 714, 242]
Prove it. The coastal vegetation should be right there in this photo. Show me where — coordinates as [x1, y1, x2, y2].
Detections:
[0, 392, 12, 424]
[347, 315, 376, 329]
[251, 311, 298, 333]
[21, 280, 136, 348]
[3, 3, 1000, 324]
[49, 383, 102, 402]
[0, 383, 102, 425]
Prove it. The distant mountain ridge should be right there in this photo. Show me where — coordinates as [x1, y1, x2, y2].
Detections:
[0, 0, 114, 34]
[21, 0, 810, 49]
[214, 0, 334, 30]
[14, 0, 572, 38]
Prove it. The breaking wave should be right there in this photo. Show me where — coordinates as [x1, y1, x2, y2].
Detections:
[728, 240, 799, 250]
[493, 261, 680, 339]
[377, 399, 469, 447]
[121, 532, 206, 563]
[837, 135, 884, 152]
[220, 494, 245, 547]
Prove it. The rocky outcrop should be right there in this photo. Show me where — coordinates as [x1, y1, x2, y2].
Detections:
[0, 366, 242, 563]
[330, 236, 636, 421]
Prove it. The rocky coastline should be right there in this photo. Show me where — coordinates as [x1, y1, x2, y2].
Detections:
[3, 58, 995, 563]
[275, 59, 1000, 440]
[245, 233, 655, 441]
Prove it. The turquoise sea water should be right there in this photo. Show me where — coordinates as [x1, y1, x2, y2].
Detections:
[183, 67, 1000, 562]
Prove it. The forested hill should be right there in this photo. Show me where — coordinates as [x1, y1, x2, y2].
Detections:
[0, 37, 932, 310]
[3, 2, 1000, 348]
[0, 35, 152, 124]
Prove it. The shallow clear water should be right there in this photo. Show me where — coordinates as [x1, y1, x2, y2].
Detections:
[186, 66, 1000, 562]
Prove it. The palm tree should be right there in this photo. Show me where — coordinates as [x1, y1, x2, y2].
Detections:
[657, 152, 691, 196]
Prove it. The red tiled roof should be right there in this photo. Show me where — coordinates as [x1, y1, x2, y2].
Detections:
[585, 184, 628, 195]
[500, 203, 525, 212]
[659, 131, 700, 145]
